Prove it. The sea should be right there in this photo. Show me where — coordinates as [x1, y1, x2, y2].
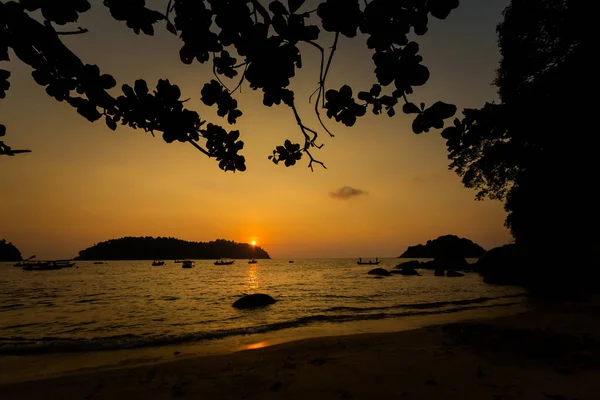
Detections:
[0, 258, 528, 360]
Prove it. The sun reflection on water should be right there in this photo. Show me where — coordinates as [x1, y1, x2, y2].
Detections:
[246, 264, 259, 291]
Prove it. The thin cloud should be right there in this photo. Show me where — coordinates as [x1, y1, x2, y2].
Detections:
[412, 173, 442, 185]
[330, 186, 367, 200]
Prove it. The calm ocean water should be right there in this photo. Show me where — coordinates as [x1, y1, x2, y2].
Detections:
[0, 259, 526, 355]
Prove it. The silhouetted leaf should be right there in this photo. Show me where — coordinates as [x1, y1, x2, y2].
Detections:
[317, 0, 363, 38]
[403, 102, 420, 114]
[428, 0, 460, 20]
[288, 0, 305, 14]
[441, 126, 459, 140]
[134, 80, 149, 96]
[105, 116, 117, 131]
[77, 102, 102, 122]
[428, 101, 457, 120]
[0, 69, 9, 99]
[369, 84, 381, 97]
[269, 1, 288, 16]
[166, 20, 177, 35]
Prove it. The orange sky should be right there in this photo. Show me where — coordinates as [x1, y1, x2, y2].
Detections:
[0, 0, 512, 259]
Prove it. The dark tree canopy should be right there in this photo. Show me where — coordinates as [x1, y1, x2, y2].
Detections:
[75, 236, 270, 260]
[398, 234, 485, 258]
[0, 0, 459, 169]
[0, 238, 22, 261]
[443, 0, 597, 264]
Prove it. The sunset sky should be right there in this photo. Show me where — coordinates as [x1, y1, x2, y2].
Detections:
[0, 0, 512, 259]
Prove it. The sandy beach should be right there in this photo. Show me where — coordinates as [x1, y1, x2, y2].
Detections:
[1, 297, 599, 400]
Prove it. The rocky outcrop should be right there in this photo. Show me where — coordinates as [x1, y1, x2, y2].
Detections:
[367, 268, 391, 276]
[398, 235, 485, 259]
[394, 263, 420, 276]
[476, 244, 525, 285]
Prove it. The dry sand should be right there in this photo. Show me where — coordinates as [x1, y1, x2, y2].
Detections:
[1, 299, 599, 400]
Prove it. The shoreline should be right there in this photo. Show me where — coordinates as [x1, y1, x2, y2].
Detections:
[1, 299, 599, 399]
[0, 302, 531, 385]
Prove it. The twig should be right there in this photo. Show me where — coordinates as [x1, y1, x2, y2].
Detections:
[304, 40, 324, 104]
[306, 150, 327, 171]
[230, 64, 248, 94]
[321, 32, 339, 108]
[212, 53, 231, 91]
[188, 139, 211, 157]
[56, 27, 88, 35]
[305, 34, 338, 138]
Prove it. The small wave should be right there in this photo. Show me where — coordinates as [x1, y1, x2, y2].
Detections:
[160, 296, 180, 301]
[75, 299, 101, 304]
[0, 303, 26, 311]
[0, 322, 44, 331]
[321, 293, 385, 299]
[0, 301, 523, 356]
[322, 293, 526, 314]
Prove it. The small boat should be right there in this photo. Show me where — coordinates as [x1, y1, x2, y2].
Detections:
[182, 260, 194, 268]
[93, 261, 105, 264]
[15, 255, 36, 267]
[289, 260, 294, 263]
[23, 260, 75, 271]
[357, 257, 380, 265]
[152, 260, 165, 266]
[214, 259, 235, 265]
[248, 259, 258, 264]
[57, 260, 75, 268]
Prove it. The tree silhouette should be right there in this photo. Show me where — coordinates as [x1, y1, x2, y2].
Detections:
[0, 0, 459, 169]
[444, 1, 597, 277]
[0, 238, 22, 261]
[75, 236, 270, 260]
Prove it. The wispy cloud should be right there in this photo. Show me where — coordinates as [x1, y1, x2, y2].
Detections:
[412, 173, 442, 185]
[330, 186, 367, 200]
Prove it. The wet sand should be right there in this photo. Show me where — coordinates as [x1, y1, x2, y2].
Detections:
[1, 299, 599, 399]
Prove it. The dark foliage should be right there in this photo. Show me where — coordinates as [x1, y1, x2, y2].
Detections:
[0, 238, 22, 261]
[445, 0, 598, 285]
[75, 236, 270, 260]
[399, 234, 485, 258]
[0, 0, 460, 169]
[442, 0, 600, 290]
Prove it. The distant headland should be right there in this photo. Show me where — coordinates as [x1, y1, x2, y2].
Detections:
[75, 237, 270, 260]
[398, 235, 485, 258]
[0, 239, 22, 262]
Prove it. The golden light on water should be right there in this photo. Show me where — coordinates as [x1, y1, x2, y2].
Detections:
[246, 264, 259, 291]
[243, 341, 269, 350]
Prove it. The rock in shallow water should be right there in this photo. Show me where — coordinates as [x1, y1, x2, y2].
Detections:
[367, 268, 391, 276]
[232, 293, 277, 309]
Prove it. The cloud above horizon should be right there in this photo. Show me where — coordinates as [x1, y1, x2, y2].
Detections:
[329, 186, 367, 200]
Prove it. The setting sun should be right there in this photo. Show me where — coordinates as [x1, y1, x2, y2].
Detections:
[251, 241, 257, 246]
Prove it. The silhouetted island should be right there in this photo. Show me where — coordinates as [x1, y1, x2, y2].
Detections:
[75, 237, 270, 260]
[398, 235, 485, 258]
[0, 239, 22, 262]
